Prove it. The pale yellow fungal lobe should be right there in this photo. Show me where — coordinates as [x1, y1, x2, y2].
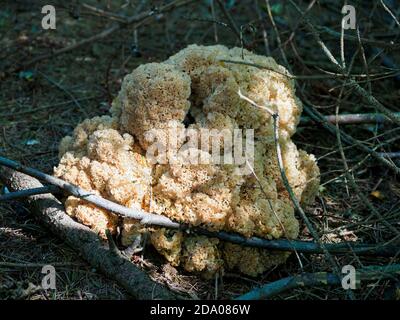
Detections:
[54, 44, 320, 277]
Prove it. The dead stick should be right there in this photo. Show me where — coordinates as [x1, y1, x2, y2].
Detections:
[238, 90, 341, 275]
[195, 228, 399, 257]
[300, 112, 400, 125]
[1, 155, 398, 257]
[0, 167, 178, 300]
[215, 0, 242, 43]
[0, 185, 59, 201]
[81, 3, 129, 22]
[0, 156, 180, 228]
[378, 152, 400, 159]
[236, 264, 400, 300]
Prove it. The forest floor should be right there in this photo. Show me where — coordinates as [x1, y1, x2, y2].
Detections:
[0, 0, 399, 299]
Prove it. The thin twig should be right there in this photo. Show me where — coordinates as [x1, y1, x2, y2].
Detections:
[215, 0, 242, 43]
[237, 90, 341, 276]
[0, 156, 180, 228]
[301, 100, 400, 175]
[0, 167, 178, 299]
[380, 0, 400, 27]
[0, 261, 84, 268]
[236, 264, 400, 300]
[378, 152, 400, 158]
[245, 159, 304, 269]
[255, 0, 270, 55]
[300, 112, 400, 125]
[1, 156, 398, 257]
[289, 0, 400, 126]
[315, 25, 400, 50]
[220, 59, 392, 80]
[105, 229, 122, 257]
[0, 186, 59, 201]
[210, 0, 219, 43]
[81, 3, 128, 22]
[334, 65, 400, 236]
[37, 71, 88, 117]
[265, 0, 289, 67]
[0, 96, 98, 118]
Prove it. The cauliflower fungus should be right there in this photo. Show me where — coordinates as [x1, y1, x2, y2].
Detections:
[54, 45, 320, 278]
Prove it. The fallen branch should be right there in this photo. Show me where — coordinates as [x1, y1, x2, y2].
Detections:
[0, 167, 178, 300]
[236, 264, 400, 300]
[0, 156, 181, 229]
[1, 155, 398, 257]
[378, 152, 400, 159]
[300, 112, 400, 125]
[195, 229, 400, 257]
[0, 185, 59, 201]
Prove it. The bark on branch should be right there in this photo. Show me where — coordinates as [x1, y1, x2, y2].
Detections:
[0, 167, 178, 300]
[1, 155, 398, 257]
[236, 264, 400, 300]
